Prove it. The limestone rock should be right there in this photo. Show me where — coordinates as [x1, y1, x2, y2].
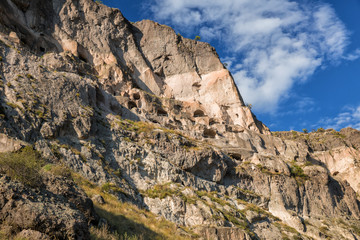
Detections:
[0, 133, 26, 152]
[0, 0, 360, 239]
[195, 227, 252, 240]
[92, 194, 105, 205]
[16, 229, 50, 240]
[0, 174, 94, 239]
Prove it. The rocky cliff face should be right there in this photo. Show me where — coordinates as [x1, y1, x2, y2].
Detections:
[0, 0, 359, 239]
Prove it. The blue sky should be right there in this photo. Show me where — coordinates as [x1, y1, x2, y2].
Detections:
[102, 0, 360, 131]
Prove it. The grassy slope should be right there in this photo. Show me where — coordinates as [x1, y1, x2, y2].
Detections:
[72, 174, 194, 240]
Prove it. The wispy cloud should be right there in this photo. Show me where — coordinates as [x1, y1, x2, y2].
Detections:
[315, 105, 360, 130]
[277, 97, 317, 117]
[149, 0, 354, 113]
[343, 49, 360, 61]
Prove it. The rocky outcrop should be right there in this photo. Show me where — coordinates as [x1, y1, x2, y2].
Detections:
[0, 173, 97, 239]
[274, 128, 360, 193]
[0, 133, 26, 152]
[0, 0, 359, 239]
[0, 0, 268, 137]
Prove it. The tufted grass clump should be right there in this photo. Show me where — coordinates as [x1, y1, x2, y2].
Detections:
[72, 174, 193, 240]
[145, 182, 178, 199]
[0, 146, 44, 187]
[43, 164, 71, 178]
[289, 162, 309, 185]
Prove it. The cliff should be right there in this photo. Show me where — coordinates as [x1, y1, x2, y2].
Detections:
[0, 0, 359, 239]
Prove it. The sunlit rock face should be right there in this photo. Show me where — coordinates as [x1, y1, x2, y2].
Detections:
[0, 0, 359, 239]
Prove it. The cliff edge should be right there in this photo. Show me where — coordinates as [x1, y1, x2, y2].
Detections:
[0, 0, 359, 239]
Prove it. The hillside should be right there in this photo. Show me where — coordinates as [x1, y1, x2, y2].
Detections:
[0, 0, 359, 239]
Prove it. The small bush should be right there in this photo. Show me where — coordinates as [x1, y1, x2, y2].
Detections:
[145, 183, 176, 199]
[0, 146, 44, 187]
[316, 127, 325, 133]
[289, 163, 309, 185]
[43, 164, 71, 178]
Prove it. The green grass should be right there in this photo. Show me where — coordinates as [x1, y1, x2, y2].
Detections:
[6, 102, 22, 110]
[145, 182, 181, 200]
[101, 182, 126, 195]
[73, 174, 193, 240]
[255, 164, 281, 176]
[112, 117, 155, 134]
[274, 222, 300, 236]
[289, 162, 309, 185]
[70, 147, 87, 162]
[0, 146, 44, 187]
[331, 131, 346, 139]
[110, 115, 201, 151]
[42, 164, 71, 178]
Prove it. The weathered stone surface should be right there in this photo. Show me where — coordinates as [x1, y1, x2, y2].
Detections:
[0, 0, 360, 239]
[195, 227, 252, 240]
[0, 133, 26, 152]
[92, 194, 105, 205]
[0, 174, 95, 239]
[16, 229, 50, 240]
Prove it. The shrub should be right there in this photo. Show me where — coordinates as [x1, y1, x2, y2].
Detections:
[43, 164, 71, 178]
[302, 128, 308, 133]
[289, 163, 309, 185]
[246, 103, 252, 110]
[316, 127, 325, 133]
[145, 183, 176, 199]
[0, 146, 44, 187]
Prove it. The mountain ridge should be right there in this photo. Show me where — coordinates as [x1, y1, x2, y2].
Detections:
[0, 0, 359, 239]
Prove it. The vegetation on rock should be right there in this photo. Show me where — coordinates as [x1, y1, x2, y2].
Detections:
[0, 146, 43, 187]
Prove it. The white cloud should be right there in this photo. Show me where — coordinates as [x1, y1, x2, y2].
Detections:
[277, 97, 317, 117]
[149, 0, 353, 113]
[343, 49, 360, 61]
[316, 105, 360, 130]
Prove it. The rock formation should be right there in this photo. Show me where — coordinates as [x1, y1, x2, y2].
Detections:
[0, 0, 359, 239]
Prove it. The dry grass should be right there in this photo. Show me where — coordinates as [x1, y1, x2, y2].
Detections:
[0, 146, 44, 187]
[72, 174, 192, 240]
